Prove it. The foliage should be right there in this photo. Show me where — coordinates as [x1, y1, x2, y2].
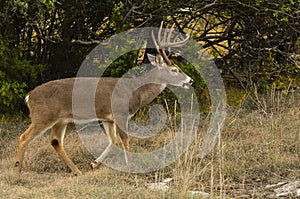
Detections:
[0, 0, 299, 114]
[0, 36, 42, 115]
[174, 0, 300, 92]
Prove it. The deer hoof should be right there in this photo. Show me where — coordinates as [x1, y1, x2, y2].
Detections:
[90, 161, 98, 169]
[72, 170, 82, 176]
[13, 162, 22, 177]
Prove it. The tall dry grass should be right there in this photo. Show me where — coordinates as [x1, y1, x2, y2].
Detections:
[0, 89, 299, 198]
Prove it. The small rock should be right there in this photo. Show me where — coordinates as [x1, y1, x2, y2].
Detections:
[148, 182, 169, 192]
[162, 178, 173, 183]
[147, 178, 173, 192]
[188, 190, 210, 198]
[273, 181, 300, 197]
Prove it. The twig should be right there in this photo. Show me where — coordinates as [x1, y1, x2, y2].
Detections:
[122, 0, 147, 25]
[193, 0, 218, 13]
[75, 39, 101, 45]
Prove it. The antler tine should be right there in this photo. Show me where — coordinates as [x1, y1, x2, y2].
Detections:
[157, 21, 164, 48]
[154, 21, 172, 65]
[169, 34, 180, 54]
[167, 23, 175, 43]
[170, 34, 190, 48]
[151, 21, 190, 65]
[166, 23, 175, 54]
[161, 22, 172, 64]
[151, 26, 172, 65]
[158, 23, 189, 49]
[151, 30, 160, 54]
[162, 23, 170, 47]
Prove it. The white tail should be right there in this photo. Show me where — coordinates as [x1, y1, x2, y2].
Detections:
[14, 22, 192, 175]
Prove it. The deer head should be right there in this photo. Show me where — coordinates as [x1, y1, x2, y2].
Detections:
[146, 21, 193, 89]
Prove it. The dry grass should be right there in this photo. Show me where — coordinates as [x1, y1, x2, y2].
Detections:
[0, 90, 299, 198]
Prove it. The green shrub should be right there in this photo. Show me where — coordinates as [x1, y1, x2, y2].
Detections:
[0, 36, 42, 115]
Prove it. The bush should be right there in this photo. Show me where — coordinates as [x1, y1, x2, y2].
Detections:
[0, 36, 42, 115]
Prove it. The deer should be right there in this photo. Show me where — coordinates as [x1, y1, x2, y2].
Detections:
[14, 21, 193, 176]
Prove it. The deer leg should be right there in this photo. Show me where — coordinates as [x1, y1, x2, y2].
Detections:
[90, 121, 117, 169]
[115, 115, 130, 154]
[50, 122, 82, 176]
[117, 125, 129, 163]
[118, 126, 130, 151]
[14, 123, 52, 176]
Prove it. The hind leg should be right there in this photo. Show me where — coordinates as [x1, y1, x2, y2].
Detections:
[14, 123, 53, 176]
[115, 116, 130, 152]
[117, 125, 130, 163]
[50, 121, 82, 176]
[118, 125, 130, 152]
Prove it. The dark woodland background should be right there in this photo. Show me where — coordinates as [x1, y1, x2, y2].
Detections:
[0, 0, 299, 115]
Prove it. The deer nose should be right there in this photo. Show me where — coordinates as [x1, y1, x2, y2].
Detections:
[189, 79, 193, 84]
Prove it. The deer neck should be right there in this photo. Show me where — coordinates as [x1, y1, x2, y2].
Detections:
[132, 68, 167, 91]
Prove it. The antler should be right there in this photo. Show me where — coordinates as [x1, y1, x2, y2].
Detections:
[151, 21, 190, 65]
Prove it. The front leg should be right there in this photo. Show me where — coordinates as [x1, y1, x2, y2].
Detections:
[90, 121, 116, 169]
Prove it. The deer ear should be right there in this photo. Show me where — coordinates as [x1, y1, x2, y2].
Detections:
[147, 53, 157, 66]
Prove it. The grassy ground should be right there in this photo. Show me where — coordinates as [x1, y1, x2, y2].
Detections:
[0, 90, 299, 198]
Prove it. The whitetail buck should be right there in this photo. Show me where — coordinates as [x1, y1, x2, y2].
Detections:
[14, 22, 193, 176]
